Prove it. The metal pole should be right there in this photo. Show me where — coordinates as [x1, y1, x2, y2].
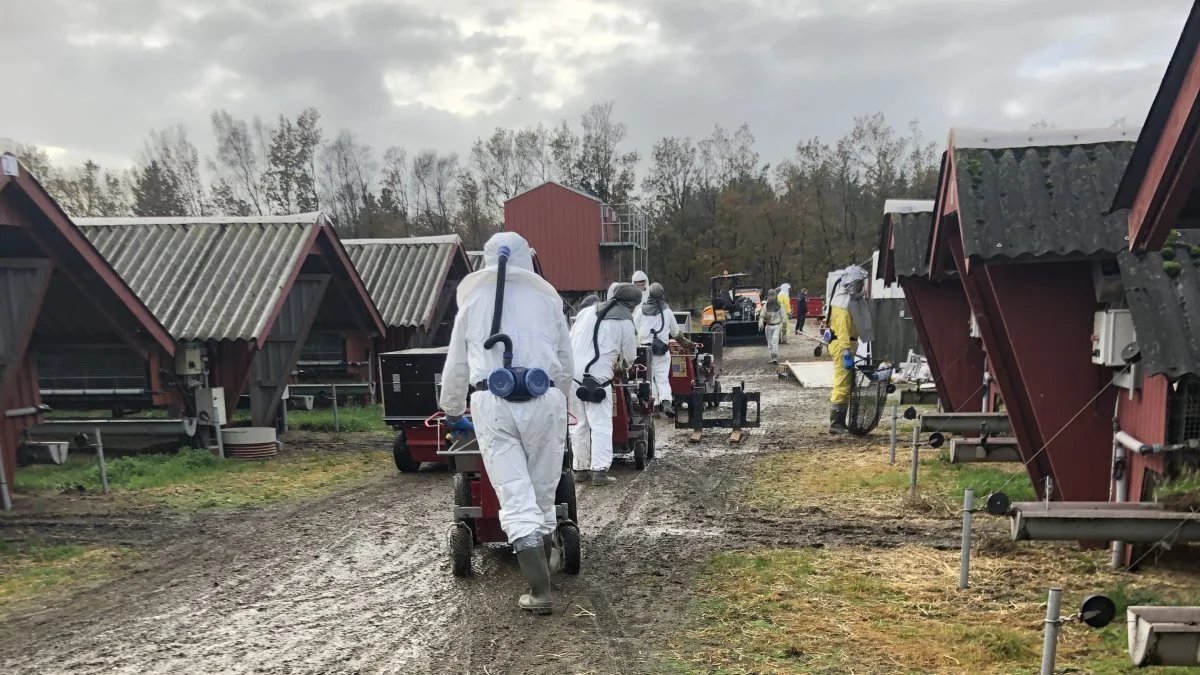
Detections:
[215, 424, 225, 460]
[889, 405, 898, 465]
[1040, 587, 1063, 675]
[0, 442, 12, 511]
[959, 488, 974, 589]
[93, 428, 109, 496]
[909, 425, 920, 497]
[332, 385, 340, 432]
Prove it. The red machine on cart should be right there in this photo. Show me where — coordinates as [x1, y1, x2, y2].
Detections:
[610, 353, 655, 469]
[428, 411, 582, 578]
[379, 347, 452, 472]
[668, 332, 723, 405]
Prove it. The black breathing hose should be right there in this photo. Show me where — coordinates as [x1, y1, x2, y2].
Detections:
[584, 300, 617, 377]
[482, 249, 513, 366]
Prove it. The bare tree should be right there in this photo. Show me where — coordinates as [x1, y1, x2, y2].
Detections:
[143, 125, 207, 216]
[208, 110, 270, 215]
[318, 130, 377, 234]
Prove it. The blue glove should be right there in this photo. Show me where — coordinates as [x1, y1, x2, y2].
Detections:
[445, 415, 474, 437]
[822, 328, 834, 343]
[841, 349, 855, 370]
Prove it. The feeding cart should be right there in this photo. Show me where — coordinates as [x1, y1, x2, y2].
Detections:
[429, 411, 582, 578]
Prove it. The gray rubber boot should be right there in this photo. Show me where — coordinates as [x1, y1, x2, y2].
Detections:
[828, 404, 849, 435]
[515, 537, 553, 614]
[591, 469, 617, 486]
[661, 400, 676, 418]
[543, 533, 562, 573]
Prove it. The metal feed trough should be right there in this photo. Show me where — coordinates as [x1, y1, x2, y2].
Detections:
[949, 437, 1021, 463]
[1006, 501, 1200, 543]
[1127, 606, 1200, 667]
[917, 412, 1011, 436]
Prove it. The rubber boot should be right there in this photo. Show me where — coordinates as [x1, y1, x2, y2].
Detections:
[515, 539, 553, 615]
[828, 404, 849, 435]
[661, 400, 676, 418]
[591, 469, 617, 486]
[543, 533, 562, 573]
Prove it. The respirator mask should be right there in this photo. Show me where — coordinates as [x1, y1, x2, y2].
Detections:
[485, 245, 550, 401]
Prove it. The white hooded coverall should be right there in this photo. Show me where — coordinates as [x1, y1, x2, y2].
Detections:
[635, 306, 682, 406]
[632, 270, 649, 303]
[568, 302, 636, 472]
[439, 233, 574, 546]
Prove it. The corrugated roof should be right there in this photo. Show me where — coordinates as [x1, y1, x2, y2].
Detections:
[891, 211, 935, 279]
[76, 214, 320, 341]
[951, 128, 1139, 261]
[343, 235, 463, 328]
[1119, 247, 1200, 380]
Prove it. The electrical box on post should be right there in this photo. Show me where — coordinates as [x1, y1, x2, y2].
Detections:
[1091, 309, 1135, 367]
[175, 341, 205, 376]
[195, 387, 227, 426]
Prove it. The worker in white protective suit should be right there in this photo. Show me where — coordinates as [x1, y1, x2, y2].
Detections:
[631, 270, 649, 302]
[758, 289, 784, 364]
[635, 283, 694, 417]
[825, 265, 871, 435]
[439, 231, 573, 615]
[568, 283, 639, 486]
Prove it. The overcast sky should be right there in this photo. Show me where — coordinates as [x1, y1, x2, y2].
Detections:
[3, 0, 1193, 172]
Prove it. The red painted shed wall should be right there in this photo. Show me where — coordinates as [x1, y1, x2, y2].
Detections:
[898, 277, 986, 412]
[1, 358, 42, 486]
[504, 183, 604, 292]
[1118, 375, 1169, 502]
[959, 253, 1116, 502]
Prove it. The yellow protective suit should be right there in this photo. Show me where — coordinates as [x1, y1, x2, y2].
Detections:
[829, 305, 856, 405]
[777, 288, 791, 338]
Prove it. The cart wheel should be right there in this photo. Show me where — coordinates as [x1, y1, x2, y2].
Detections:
[453, 473, 471, 507]
[558, 523, 581, 575]
[633, 439, 647, 470]
[555, 467, 578, 524]
[646, 423, 656, 461]
[392, 432, 420, 473]
[448, 524, 473, 577]
[814, 344, 823, 358]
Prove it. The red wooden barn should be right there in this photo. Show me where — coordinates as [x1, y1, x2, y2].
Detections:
[928, 127, 1141, 502]
[877, 199, 987, 412]
[503, 182, 647, 298]
[1109, 0, 1200, 507]
[0, 154, 175, 487]
[77, 213, 384, 428]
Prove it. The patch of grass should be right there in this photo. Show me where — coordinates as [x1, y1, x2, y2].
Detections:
[14, 446, 391, 510]
[666, 545, 1200, 675]
[746, 443, 1035, 520]
[286, 405, 389, 432]
[0, 538, 134, 613]
[231, 405, 388, 433]
[1156, 469, 1200, 511]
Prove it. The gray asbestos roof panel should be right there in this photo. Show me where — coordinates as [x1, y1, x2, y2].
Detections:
[76, 216, 318, 341]
[1119, 247, 1200, 381]
[343, 235, 462, 329]
[891, 211, 935, 279]
[953, 134, 1137, 261]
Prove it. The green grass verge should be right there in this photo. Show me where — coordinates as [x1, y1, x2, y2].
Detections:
[665, 546, 1200, 675]
[0, 538, 135, 613]
[230, 405, 388, 433]
[14, 446, 391, 510]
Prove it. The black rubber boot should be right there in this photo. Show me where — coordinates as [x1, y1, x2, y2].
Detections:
[661, 400, 676, 418]
[828, 404, 849, 435]
[591, 469, 617, 486]
[543, 533, 562, 573]
[515, 541, 553, 615]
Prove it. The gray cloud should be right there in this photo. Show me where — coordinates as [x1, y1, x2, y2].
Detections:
[3, 0, 1193, 180]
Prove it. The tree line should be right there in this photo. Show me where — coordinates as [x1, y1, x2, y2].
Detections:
[2, 103, 940, 301]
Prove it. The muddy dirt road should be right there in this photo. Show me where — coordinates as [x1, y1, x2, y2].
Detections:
[0, 339, 958, 674]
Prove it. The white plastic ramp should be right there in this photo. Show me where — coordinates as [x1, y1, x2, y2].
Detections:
[783, 361, 833, 388]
